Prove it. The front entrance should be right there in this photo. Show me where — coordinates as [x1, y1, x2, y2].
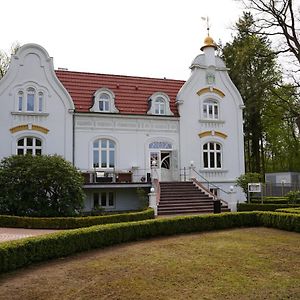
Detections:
[150, 150, 172, 181]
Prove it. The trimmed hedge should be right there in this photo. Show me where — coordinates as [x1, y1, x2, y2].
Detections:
[276, 208, 300, 214]
[237, 203, 300, 212]
[0, 209, 155, 229]
[251, 197, 288, 204]
[1, 211, 300, 273]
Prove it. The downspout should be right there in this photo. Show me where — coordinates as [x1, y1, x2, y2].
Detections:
[72, 110, 75, 166]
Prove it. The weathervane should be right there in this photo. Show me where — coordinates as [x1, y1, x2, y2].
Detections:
[201, 16, 210, 36]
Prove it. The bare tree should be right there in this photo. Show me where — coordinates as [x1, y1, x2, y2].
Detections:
[0, 42, 20, 79]
[241, 0, 300, 132]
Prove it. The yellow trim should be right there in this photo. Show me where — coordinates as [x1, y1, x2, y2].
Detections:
[10, 124, 49, 134]
[197, 87, 225, 98]
[198, 131, 227, 139]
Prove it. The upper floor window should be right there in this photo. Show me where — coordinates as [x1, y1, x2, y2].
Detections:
[203, 142, 222, 169]
[17, 87, 44, 113]
[93, 138, 115, 169]
[90, 88, 119, 113]
[203, 100, 219, 120]
[154, 97, 166, 115]
[17, 137, 42, 156]
[147, 92, 173, 116]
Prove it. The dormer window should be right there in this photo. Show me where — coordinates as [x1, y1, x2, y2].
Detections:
[90, 88, 119, 113]
[147, 92, 173, 116]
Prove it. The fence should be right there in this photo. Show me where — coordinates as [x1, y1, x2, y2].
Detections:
[263, 182, 300, 197]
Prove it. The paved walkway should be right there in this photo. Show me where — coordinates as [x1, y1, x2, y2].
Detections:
[0, 228, 58, 243]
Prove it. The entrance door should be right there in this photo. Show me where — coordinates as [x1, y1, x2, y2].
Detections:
[149, 151, 172, 181]
[160, 151, 172, 181]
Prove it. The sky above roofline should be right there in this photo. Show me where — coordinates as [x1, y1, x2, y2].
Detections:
[2, 0, 244, 81]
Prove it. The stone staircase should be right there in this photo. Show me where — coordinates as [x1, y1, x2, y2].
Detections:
[158, 181, 230, 216]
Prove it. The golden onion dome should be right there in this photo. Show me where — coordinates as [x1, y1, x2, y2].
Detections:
[200, 36, 217, 51]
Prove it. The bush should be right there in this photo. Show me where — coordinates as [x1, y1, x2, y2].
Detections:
[286, 190, 300, 204]
[0, 212, 259, 273]
[236, 172, 261, 195]
[0, 208, 155, 229]
[250, 197, 288, 204]
[276, 208, 300, 214]
[237, 203, 300, 212]
[0, 155, 84, 217]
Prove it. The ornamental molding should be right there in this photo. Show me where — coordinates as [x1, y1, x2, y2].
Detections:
[198, 130, 227, 139]
[10, 124, 49, 134]
[197, 87, 225, 98]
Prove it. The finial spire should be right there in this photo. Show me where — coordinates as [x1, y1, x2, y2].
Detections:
[201, 16, 210, 36]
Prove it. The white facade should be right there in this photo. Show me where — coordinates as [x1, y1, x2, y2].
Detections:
[0, 38, 246, 212]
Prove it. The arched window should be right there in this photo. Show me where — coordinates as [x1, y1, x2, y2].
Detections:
[93, 139, 115, 168]
[99, 93, 110, 112]
[17, 137, 42, 155]
[203, 100, 219, 120]
[154, 97, 166, 115]
[147, 92, 173, 116]
[90, 88, 119, 113]
[26, 87, 35, 112]
[203, 142, 222, 169]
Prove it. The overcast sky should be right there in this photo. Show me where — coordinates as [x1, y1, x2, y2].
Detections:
[2, 0, 244, 80]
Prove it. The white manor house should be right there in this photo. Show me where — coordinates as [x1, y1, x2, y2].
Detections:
[0, 36, 246, 215]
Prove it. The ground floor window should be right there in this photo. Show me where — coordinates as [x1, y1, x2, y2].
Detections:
[203, 142, 222, 169]
[93, 192, 115, 208]
[17, 137, 42, 155]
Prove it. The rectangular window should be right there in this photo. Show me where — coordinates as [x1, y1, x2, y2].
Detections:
[203, 152, 208, 168]
[101, 150, 107, 168]
[18, 96, 23, 111]
[17, 149, 24, 155]
[38, 96, 43, 112]
[27, 94, 34, 111]
[210, 153, 215, 168]
[93, 150, 99, 168]
[104, 101, 109, 111]
[93, 193, 99, 207]
[101, 192, 106, 206]
[109, 150, 115, 168]
[217, 153, 221, 168]
[108, 192, 114, 207]
[214, 105, 218, 119]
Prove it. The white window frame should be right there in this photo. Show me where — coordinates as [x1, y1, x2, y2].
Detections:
[147, 92, 174, 116]
[90, 88, 119, 113]
[16, 85, 46, 113]
[16, 136, 42, 156]
[202, 99, 219, 120]
[93, 138, 116, 169]
[93, 191, 115, 208]
[203, 142, 222, 169]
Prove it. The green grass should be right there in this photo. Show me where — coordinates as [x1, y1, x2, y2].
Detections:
[0, 228, 299, 299]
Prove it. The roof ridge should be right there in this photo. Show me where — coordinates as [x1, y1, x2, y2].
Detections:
[55, 69, 185, 83]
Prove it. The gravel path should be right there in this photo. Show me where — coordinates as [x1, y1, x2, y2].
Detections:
[0, 228, 58, 243]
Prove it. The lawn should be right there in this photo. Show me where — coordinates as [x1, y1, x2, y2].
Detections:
[0, 228, 299, 299]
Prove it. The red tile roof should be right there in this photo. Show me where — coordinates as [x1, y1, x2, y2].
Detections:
[55, 70, 185, 116]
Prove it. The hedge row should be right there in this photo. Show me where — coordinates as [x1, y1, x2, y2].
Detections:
[250, 197, 288, 204]
[237, 203, 300, 212]
[1, 211, 299, 273]
[0, 208, 155, 229]
[276, 208, 300, 214]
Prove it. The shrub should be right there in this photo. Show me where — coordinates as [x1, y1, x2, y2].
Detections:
[0, 155, 84, 217]
[0, 212, 259, 273]
[286, 190, 300, 204]
[236, 173, 261, 200]
[0, 208, 155, 229]
[250, 197, 288, 204]
[237, 203, 300, 212]
[276, 208, 300, 214]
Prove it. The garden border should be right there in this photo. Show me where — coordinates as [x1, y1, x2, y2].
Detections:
[0, 211, 299, 273]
